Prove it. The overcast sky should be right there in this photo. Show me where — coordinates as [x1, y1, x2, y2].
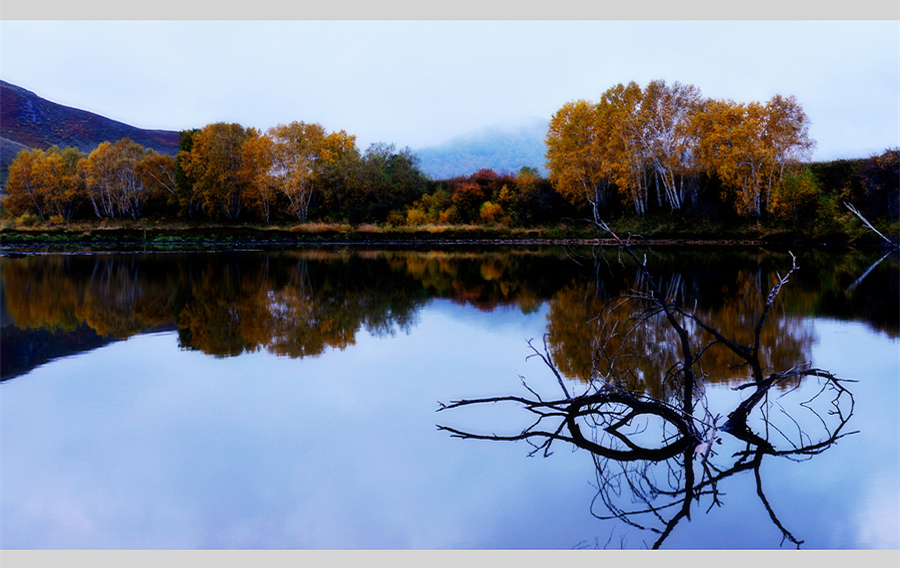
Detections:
[1, 19, 897, 161]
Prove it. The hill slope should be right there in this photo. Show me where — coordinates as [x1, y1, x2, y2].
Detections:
[0, 80, 181, 184]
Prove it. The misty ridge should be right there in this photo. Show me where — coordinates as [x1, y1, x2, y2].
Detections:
[414, 116, 550, 179]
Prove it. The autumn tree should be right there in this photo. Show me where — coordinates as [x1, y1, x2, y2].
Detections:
[4, 146, 84, 221]
[174, 128, 201, 218]
[546, 83, 651, 216]
[266, 121, 357, 222]
[135, 152, 177, 207]
[638, 80, 703, 210]
[546, 100, 614, 222]
[239, 130, 279, 224]
[403, 186, 456, 226]
[600, 82, 655, 216]
[546, 81, 814, 219]
[181, 123, 253, 221]
[5, 149, 48, 219]
[81, 138, 154, 219]
[693, 95, 814, 218]
[312, 130, 361, 219]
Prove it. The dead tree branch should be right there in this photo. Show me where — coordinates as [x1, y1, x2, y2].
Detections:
[845, 201, 895, 247]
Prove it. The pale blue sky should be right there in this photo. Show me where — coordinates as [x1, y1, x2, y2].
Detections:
[1, 20, 898, 160]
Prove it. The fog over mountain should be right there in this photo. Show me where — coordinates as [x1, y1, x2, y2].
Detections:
[413, 116, 550, 180]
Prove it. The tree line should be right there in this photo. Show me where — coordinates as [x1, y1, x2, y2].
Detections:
[3, 80, 897, 234]
[2, 120, 434, 226]
[547, 80, 897, 229]
[546, 80, 819, 219]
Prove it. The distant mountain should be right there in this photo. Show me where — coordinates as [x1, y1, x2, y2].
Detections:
[0, 80, 180, 183]
[414, 117, 550, 180]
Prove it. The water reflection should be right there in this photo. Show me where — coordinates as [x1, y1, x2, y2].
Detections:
[0, 249, 575, 375]
[439, 241, 862, 548]
[0, 245, 896, 548]
[1, 246, 896, 381]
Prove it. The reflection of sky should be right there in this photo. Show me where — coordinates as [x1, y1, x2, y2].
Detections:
[1, 306, 897, 549]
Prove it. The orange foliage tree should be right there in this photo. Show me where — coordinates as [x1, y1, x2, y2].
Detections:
[693, 95, 814, 217]
[180, 123, 254, 220]
[546, 81, 815, 219]
[5, 146, 84, 221]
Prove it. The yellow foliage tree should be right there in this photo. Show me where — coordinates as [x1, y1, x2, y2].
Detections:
[546, 100, 613, 221]
[5, 146, 83, 221]
[267, 121, 356, 221]
[181, 123, 254, 220]
[83, 138, 153, 219]
[693, 95, 814, 218]
[239, 131, 278, 224]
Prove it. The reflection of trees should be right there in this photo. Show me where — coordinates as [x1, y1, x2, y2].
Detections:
[0, 250, 577, 361]
[1, 246, 895, 367]
[1, 255, 175, 336]
[166, 253, 433, 358]
[547, 249, 821, 391]
[388, 249, 570, 314]
[438, 227, 856, 549]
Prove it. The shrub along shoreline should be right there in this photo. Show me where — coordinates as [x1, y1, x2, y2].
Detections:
[1, 216, 894, 251]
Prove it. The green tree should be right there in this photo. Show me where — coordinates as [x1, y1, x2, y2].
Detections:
[343, 143, 427, 223]
[174, 128, 201, 218]
[768, 167, 821, 224]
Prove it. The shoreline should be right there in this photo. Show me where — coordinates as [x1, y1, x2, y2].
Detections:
[1, 224, 895, 253]
[0, 222, 897, 253]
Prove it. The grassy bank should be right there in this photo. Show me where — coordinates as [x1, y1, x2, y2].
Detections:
[0, 215, 894, 249]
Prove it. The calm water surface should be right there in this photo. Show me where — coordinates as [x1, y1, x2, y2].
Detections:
[1, 246, 897, 549]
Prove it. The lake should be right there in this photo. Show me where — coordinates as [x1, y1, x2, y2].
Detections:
[1, 245, 897, 549]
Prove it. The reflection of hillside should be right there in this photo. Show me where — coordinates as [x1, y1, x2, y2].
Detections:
[1, 248, 895, 378]
[0, 323, 116, 381]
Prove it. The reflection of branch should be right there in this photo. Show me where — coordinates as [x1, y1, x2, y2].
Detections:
[439, 220, 856, 549]
[753, 252, 797, 359]
[754, 455, 803, 548]
[723, 364, 855, 448]
[846, 250, 893, 293]
[527, 336, 571, 399]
